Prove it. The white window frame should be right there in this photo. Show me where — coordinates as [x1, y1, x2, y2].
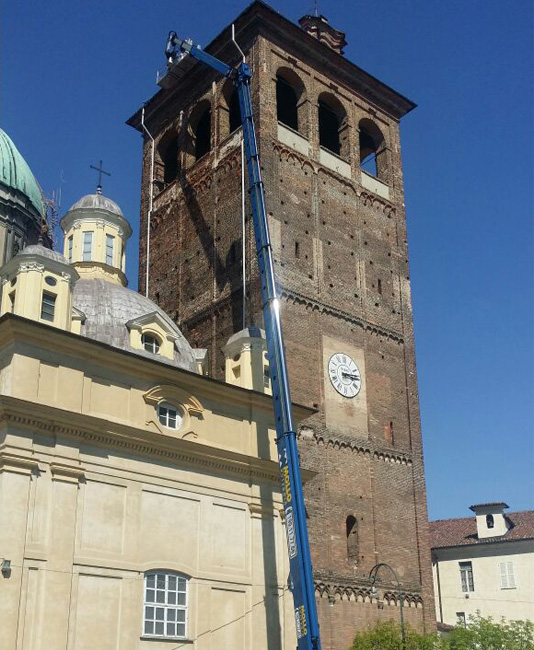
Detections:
[141, 332, 160, 354]
[143, 571, 188, 639]
[157, 403, 182, 430]
[82, 231, 93, 261]
[106, 233, 115, 266]
[499, 561, 516, 589]
[459, 561, 474, 593]
[41, 291, 56, 322]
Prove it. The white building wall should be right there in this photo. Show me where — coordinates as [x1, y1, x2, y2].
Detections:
[432, 540, 534, 625]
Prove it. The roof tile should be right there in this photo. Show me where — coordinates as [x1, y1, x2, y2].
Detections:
[430, 510, 534, 549]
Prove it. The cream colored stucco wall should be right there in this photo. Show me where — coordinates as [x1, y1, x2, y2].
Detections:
[432, 543, 534, 624]
[63, 219, 126, 272]
[0, 317, 308, 650]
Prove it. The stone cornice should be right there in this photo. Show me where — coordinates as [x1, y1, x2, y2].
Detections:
[0, 395, 293, 486]
[281, 287, 404, 344]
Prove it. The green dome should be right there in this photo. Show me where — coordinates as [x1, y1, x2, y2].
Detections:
[0, 128, 44, 216]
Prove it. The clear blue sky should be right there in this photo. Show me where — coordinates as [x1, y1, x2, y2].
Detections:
[2, 1, 533, 520]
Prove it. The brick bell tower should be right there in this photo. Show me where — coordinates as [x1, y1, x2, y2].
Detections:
[128, 3, 435, 648]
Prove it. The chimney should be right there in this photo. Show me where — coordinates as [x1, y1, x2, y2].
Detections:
[469, 502, 511, 539]
[299, 14, 347, 55]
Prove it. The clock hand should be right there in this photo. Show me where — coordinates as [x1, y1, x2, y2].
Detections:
[342, 372, 360, 380]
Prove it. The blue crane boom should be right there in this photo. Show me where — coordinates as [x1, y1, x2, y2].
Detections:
[165, 31, 322, 650]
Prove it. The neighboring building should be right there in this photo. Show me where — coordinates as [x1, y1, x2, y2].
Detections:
[0, 187, 311, 649]
[430, 503, 534, 625]
[128, 2, 434, 646]
[0, 128, 51, 266]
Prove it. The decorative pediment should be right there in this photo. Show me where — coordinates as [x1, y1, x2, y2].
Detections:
[126, 311, 179, 342]
[143, 385, 204, 439]
[143, 384, 204, 418]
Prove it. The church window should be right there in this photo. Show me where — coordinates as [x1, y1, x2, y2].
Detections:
[45, 276, 57, 287]
[143, 571, 188, 639]
[40, 292, 56, 322]
[9, 292, 15, 313]
[106, 234, 115, 266]
[142, 333, 161, 354]
[486, 514, 494, 529]
[82, 231, 93, 261]
[359, 118, 387, 181]
[157, 403, 182, 430]
[346, 515, 359, 561]
[276, 76, 299, 131]
[459, 561, 474, 592]
[68, 235, 73, 262]
[318, 93, 348, 158]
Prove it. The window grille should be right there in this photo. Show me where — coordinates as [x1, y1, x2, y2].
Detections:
[459, 561, 474, 592]
[82, 232, 93, 261]
[143, 572, 187, 639]
[68, 235, 73, 263]
[106, 234, 114, 266]
[41, 292, 56, 322]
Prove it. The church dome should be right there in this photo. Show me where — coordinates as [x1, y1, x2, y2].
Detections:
[0, 128, 44, 216]
[68, 193, 124, 217]
[73, 279, 196, 371]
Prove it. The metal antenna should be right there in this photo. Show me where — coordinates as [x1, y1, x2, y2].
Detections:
[313, 0, 319, 17]
[89, 160, 111, 194]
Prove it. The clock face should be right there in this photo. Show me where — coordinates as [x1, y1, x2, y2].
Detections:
[328, 353, 362, 398]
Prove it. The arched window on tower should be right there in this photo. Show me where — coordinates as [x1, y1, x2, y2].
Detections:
[318, 93, 348, 158]
[185, 100, 212, 166]
[346, 515, 359, 562]
[486, 514, 495, 529]
[359, 118, 387, 181]
[220, 82, 241, 141]
[276, 68, 307, 136]
[156, 132, 179, 190]
[277, 77, 298, 131]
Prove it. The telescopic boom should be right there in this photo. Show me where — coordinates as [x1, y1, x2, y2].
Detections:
[165, 31, 322, 650]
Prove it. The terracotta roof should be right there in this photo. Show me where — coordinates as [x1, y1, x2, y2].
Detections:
[430, 510, 534, 549]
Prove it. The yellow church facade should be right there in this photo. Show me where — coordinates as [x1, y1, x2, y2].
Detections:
[0, 188, 309, 649]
